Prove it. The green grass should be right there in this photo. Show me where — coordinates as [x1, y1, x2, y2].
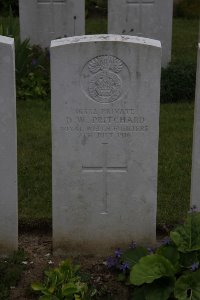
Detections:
[16, 17, 199, 227]
[86, 16, 107, 34]
[172, 18, 199, 64]
[17, 100, 51, 221]
[157, 103, 194, 226]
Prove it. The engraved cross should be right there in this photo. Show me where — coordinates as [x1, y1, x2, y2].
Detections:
[82, 143, 127, 214]
[127, 0, 155, 35]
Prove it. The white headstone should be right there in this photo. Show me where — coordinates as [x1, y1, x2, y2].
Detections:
[191, 44, 200, 210]
[51, 35, 161, 254]
[0, 36, 18, 255]
[199, 21, 200, 42]
[19, 0, 85, 48]
[108, 0, 173, 67]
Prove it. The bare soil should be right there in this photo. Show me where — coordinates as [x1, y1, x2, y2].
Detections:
[9, 233, 130, 300]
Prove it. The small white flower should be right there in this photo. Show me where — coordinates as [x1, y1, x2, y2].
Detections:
[48, 260, 54, 265]
[45, 253, 51, 257]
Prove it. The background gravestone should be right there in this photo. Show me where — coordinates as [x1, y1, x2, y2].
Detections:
[51, 35, 161, 254]
[191, 43, 200, 210]
[199, 21, 200, 42]
[19, 0, 85, 48]
[0, 36, 18, 255]
[108, 0, 173, 67]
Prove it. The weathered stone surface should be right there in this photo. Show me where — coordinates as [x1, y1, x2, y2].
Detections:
[191, 44, 200, 210]
[19, 0, 85, 48]
[51, 35, 161, 254]
[0, 36, 18, 255]
[199, 21, 200, 42]
[108, 0, 173, 67]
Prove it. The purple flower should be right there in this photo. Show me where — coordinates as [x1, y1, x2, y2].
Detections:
[188, 205, 198, 214]
[161, 237, 171, 246]
[190, 262, 199, 272]
[32, 58, 37, 66]
[115, 248, 122, 258]
[147, 247, 154, 254]
[129, 241, 136, 249]
[119, 262, 129, 272]
[106, 256, 117, 268]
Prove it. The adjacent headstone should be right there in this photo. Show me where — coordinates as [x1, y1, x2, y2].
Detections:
[191, 44, 200, 210]
[108, 0, 173, 67]
[0, 36, 18, 255]
[19, 0, 85, 48]
[199, 20, 200, 42]
[51, 35, 161, 254]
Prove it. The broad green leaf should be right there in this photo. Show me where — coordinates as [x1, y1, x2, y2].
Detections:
[122, 247, 148, 268]
[62, 282, 78, 296]
[130, 254, 175, 285]
[174, 269, 200, 300]
[41, 290, 52, 296]
[31, 282, 44, 291]
[145, 277, 175, 300]
[170, 213, 200, 253]
[156, 245, 180, 268]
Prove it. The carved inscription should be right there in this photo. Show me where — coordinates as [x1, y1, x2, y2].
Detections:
[63, 107, 148, 139]
[81, 56, 130, 104]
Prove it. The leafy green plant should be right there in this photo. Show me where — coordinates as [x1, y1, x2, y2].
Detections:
[0, 249, 27, 300]
[15, 44, 50, 101]
[32, 260, 96, 300]
[107, 208, 200, 299]
[16, 44, 50, 101]
[0, 12, 50, 101]
[14, 41, 50, 101]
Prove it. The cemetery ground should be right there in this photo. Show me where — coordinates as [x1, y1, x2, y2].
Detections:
[0, 16, 199, 299]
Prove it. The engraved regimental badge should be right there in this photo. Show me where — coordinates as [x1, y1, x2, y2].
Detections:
[81, 55, 130, 104]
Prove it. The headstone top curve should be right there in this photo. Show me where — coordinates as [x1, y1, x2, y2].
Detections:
[51, 34, 161, 48]
[0, 35, 14, 45]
